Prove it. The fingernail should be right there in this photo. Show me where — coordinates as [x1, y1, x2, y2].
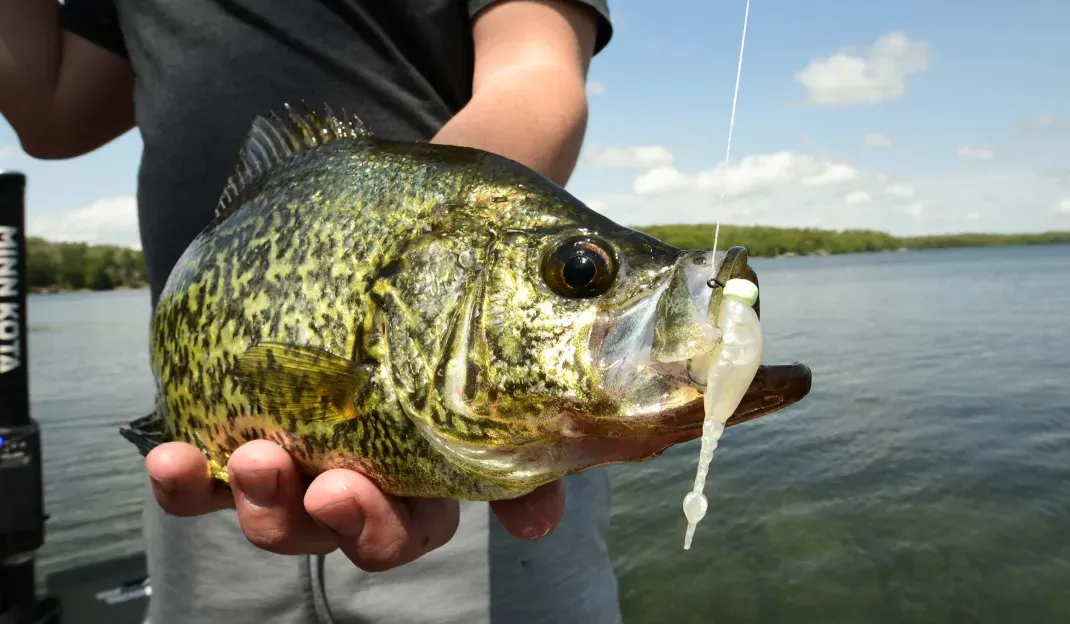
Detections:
[314, 499, 366, 538]
[518, 522, 554, 540]
[151, 476, 176, 496]
[235, 468, 279, 507]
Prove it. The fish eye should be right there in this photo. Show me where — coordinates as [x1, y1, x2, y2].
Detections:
[542, 236, 618, 298]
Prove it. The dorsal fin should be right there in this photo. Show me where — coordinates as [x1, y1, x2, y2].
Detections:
[214, 102, 369, 219]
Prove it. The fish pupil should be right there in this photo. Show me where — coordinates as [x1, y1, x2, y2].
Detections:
[563, 255, 597, 289]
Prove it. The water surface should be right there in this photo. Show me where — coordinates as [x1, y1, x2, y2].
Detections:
[27, 246, 1070, 622]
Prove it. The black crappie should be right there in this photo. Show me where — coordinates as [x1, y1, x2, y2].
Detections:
[120, 105, 811, 501]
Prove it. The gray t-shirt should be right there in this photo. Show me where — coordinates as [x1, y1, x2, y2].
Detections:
[59, 1, 620, 622]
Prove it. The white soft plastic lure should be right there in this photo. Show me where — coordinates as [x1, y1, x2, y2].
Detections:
[682, 278, 763, 549]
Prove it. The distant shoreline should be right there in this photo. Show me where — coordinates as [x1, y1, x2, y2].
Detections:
[633, 225, 1070, 259]
[26, 236, 147, 295]
[26, 228, 1070, 294]
[29, 283, 148, 295]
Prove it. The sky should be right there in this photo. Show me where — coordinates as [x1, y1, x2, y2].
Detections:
[2, 0, 1069, 249]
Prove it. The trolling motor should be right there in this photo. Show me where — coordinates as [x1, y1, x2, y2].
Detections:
[0, 172, 60, 624]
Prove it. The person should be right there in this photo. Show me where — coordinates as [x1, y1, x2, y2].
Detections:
[0, 1, 619, 622]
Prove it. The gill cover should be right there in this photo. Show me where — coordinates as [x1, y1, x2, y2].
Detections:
[368, 207, 547, 482]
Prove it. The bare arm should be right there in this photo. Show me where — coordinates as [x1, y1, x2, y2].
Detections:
[431, 0, 600, 187]
[0, 1, 134, 159]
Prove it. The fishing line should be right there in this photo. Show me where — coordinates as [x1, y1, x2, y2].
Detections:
[709, 0, 751, 266]
[682, 0, 758, 552]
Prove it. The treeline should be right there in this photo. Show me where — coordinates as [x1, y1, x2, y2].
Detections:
[633, 225, 1070, 258]
[27, 237, 147, 292]
[23, 227, 1070, 293]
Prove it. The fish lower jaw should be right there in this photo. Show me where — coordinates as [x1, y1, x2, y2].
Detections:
[545, 402, 706, 471]
[553, 361, 815, 470]
[545, 423, 703, 473]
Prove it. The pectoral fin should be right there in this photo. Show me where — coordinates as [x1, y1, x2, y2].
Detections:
[234, 342, 371, 422]
[119, 411, 172, 457]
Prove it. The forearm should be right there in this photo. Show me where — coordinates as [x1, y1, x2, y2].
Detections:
[431, 66, 589, 187]
[0, 0, 63, 139]
[0, 1, 134, 158]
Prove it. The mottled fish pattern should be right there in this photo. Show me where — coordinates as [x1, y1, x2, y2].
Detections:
[121, 104, 811, 501]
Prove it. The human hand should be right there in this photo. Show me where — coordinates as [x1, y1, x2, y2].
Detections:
[144, 440, 565, 571]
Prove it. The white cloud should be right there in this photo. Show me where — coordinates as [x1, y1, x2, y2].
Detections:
[632, 166, 690, 195]
[802, 163, 858, 187]
[886, 183, 915, 198]
[958, 146, 996, 160]
[632, 152, 858, 197]
[863, 133, 894, 148]
[574, 145, 1070, 236]
[587, 81, 606, 95]
[28, 196, 141, 249]
[794, 31, 931, 105]
[587, 145, 675, 170]
[844, 191, 871, 205]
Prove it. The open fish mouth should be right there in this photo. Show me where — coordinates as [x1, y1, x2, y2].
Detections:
[570, 245, 812, 466]
[555, 362, 811, 468]
[651, 244, 812, 431]
[653, 361, 810, 444]
[557, 360, 812, 467]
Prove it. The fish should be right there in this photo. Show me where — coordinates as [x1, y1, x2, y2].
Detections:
[120, 104, 812, 501]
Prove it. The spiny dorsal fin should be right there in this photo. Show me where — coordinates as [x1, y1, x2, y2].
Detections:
[215, 102, 369, 219]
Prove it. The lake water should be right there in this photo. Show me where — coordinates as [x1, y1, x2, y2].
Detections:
[26, 246, 1070, 622]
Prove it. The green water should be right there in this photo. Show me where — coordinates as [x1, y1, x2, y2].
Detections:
[608, 245, 1070, 622]
[26, 245, 1070, 622]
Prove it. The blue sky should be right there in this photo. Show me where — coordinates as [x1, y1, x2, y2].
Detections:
[2, 0, 1069, 247]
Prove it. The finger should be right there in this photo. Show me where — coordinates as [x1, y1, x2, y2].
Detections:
[489, 479, 566, 540]
[305, 469, 460, 572]
[146, 442, 235, 516]
[227, 440, 337, 556]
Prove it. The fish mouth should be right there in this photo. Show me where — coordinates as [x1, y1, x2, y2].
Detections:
[575, 245, 812, 466]
[560, 362, 812, 468]
[648, 361, 812, 439]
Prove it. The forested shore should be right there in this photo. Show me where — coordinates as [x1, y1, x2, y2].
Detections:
[635, 225, 1070, 258]
[25, 227, 1070, 293]
[26, 237, 147, 293]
